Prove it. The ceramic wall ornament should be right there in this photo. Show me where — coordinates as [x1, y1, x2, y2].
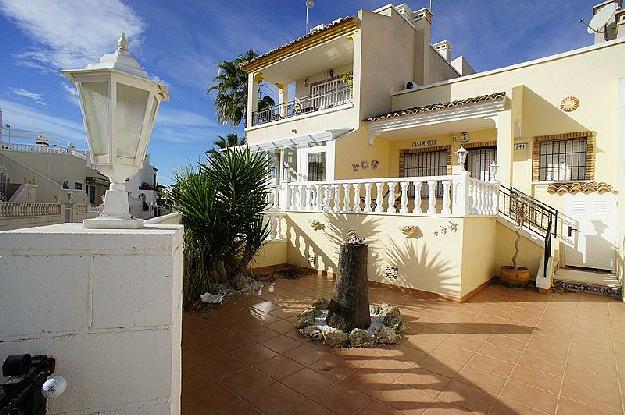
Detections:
[400, 225, 421, 238]
[360, 160, 369, 169]
[560, 96, 580, 112]
[384, 266, 399, 280]
[309, 220, 325, 231]
[371, 160, 380, 170]
[352, 163, 360, 171]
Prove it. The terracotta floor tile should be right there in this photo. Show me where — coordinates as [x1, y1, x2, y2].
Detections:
[312, 355, 358, 381]
[418, 354, 466, 379]
[312, 382, 373, 414]
[509, 364, 562, 394]
[466, 354, 515, 378]
[556, 397, 614, 415]
[485, 334, 528, 352]
[254, 354, 304, 380]
[220, 367, 274, 398]
[215, 399, 262, 415]
[282, 367, 335, 397]
[431, 342, 475, 365]
[283, 343, 330, 366]
[245, 381, 306, 415]
[500, 379, 558, 414]
[560, 379, 622, 414]
[262, 334, 302, 354]
[436, 380, 495, 413]
[370, 382, 435, 412]
[476, 342, 522, 363]
[186, 378, 240, 413]
[490, 398, 544, 415]
[455, 365, 506, 395]
[288, 399, 333, 415]
[396, 367, 452, 397]
[233, 343, 279, 364]
[343, 368, 396, 398]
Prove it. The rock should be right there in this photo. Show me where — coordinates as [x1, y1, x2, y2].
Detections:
[349, 328, 376, 348]
[296, 308, 318, 329]
[382, 306, 401, 326]
[369, 304, 382, 315]
[322, 328, 349, 348]
[312, 298, 330, 310]
[300, 326, 323, 341]
[374, 326, 402, 345]
[232, 274, 248, 290]
[392, 320, 406, 334]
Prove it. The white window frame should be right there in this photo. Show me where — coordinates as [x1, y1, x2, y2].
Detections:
[297, 142, 335, 182]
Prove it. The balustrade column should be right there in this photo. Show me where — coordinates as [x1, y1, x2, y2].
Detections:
[342, 184, 351, 212]
[321, 185, 329, 211]
[427, 180, 436, 214]
[399, 182, 409, 214]
[414, 182, 422, 214]
[332, 185, 340, 212]
[386, 182, 397, 213]
[352, 183, 361, 213]
[442, 181, 452, 215]
[364, 183, 372, 213]
[298, 185, 306, 210]
[305, 185, 313, 211]
[375, 183, 384, 213]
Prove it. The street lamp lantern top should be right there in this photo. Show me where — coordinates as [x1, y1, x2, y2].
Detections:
[117, 32, 129, 52]
[455, 146, 468, 169]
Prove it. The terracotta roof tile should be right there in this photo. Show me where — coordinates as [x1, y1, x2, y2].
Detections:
[365, 92, 506, 122]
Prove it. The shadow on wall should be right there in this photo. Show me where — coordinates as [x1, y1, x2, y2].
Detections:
[380, 236, 459, 298]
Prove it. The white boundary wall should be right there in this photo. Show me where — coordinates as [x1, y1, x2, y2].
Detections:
[0, 223, 183, 414]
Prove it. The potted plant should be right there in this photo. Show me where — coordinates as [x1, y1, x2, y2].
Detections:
[500, 196, 531, 286]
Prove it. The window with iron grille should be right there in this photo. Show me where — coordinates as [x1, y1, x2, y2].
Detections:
[307, 152, 326, 181]
[539, 138, 587, 181]
[402, 150, 448, 197]
[466, 147, 496, 181]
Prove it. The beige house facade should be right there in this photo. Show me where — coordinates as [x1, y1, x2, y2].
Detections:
[245, 1, 625, 300]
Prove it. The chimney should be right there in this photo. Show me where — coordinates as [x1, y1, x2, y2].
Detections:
[433, 40, 452, 62]
[413, 7, 432, 45]
[395, 3, 415, 24]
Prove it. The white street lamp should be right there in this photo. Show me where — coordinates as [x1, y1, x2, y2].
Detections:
[455, 146, 468, 171]
[62, 33, 169, 229]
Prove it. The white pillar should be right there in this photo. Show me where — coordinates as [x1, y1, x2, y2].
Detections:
[0, 223, 183, 414]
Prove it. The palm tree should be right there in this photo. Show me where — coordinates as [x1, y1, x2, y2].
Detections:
[208, 50, 276, 127]
[208, 133, 246, 155]
[208, 50, 253, 127]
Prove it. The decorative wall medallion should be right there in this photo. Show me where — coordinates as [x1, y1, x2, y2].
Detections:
[309, 220, 325, 231]
[360, 160, 369, 169]
[351, 163, 360, 171]
[412, 139, 437, 147]
[400, 225, 421, 238]
[514, 143, 527, 151]
[560, 96, 580, 112]
[371, 160, 380, 170]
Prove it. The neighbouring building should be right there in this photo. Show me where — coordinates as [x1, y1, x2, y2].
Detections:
[0, 117, 162, 229]
[243, 1, 625, 300]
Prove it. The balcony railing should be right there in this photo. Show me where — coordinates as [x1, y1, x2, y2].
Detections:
[0, 202, 62, 217]
[267, 174, 499, 217]
[0, 140, 88, 159]
[251, 86, 353, 127]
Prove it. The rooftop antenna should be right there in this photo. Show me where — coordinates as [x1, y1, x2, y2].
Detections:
[306, 0, 314, 34]
[429, 0, 432, 12]
[580, 2, 618, 33]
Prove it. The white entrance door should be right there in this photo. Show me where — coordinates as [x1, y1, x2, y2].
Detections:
[563, 193, 617, 271]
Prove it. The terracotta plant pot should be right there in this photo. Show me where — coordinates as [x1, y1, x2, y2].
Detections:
[500, 266, 530, 287]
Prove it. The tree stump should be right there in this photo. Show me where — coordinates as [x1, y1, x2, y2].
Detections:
[326, 239, 371, 331]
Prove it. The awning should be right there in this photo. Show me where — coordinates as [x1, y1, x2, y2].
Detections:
[245, 129, 353, 152]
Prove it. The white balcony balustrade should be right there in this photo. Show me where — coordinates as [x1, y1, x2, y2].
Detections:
[263, 209, 286, 240]
[267, 174, 499, 217]
[0, 202, 62, 217]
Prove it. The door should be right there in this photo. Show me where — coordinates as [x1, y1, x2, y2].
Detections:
[564, 193, 617, 271]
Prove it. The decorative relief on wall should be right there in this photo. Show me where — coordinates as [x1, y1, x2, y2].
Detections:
[560, 96, 580, 112]
[384, 266, 399, 280]
[433, 221, 458, 236]
[400, 225, 422, 238]
[351, 163, 360, 171]
[360, 160, 369, 169]
[371, 160, 380, 170]
[309, 220, 325, 231]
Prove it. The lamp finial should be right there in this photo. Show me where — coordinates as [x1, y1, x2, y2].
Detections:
[117, 32, 129, 52]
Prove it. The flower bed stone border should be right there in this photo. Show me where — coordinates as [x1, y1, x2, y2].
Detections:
[296, 298, 405, 348]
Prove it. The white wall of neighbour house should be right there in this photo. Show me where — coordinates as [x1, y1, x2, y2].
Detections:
[3, 149, 87, 191]
[0, 223, 183, 415]
[618, 77, 625, 286]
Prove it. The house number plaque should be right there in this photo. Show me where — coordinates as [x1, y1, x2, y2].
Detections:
[412, 139, 437, 147]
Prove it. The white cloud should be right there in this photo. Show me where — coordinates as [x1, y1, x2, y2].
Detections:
[0, 99, 86, 144]
[9, 88, 46, 105]
[0, 0, 145, 70]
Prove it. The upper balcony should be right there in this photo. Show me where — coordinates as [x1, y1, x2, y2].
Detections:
[242, 18, 360, 144]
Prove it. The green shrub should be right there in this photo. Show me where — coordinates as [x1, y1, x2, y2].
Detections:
[173, 147, 270, 308]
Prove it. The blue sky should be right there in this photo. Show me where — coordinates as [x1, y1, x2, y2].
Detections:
[0, 0, 596, 185]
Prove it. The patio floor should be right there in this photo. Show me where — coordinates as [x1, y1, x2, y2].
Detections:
[182, 274, 625, 414]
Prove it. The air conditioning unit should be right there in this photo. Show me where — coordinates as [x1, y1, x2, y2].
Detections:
[406, 81, 416, 90]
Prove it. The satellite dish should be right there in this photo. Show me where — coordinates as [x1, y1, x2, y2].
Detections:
[588, 2, 618, 33]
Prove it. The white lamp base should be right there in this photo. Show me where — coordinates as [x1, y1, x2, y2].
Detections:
[83, 216, 144, 229]
[84, 183, 143, 229]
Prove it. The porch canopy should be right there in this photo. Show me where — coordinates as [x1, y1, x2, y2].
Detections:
[244, 128, 352, 152]
[365, 92, 506, 143]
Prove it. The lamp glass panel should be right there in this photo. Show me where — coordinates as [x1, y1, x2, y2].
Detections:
[79, 81, 110, 157]
[115, 83, 149, 158]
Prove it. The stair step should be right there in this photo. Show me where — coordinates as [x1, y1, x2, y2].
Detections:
[552, 278, 622, 298]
